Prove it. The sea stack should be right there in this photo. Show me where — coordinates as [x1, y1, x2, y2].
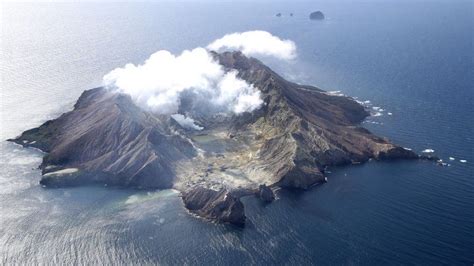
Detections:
[257, 184, 275, 202]
[309, 11, 325, 20]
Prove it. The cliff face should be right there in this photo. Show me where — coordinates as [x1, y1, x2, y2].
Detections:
[10, 51, 417, 225]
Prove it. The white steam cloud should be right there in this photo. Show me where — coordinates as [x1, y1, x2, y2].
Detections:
[103, 31, 296, 128]
[103, 47, 262, 116]
[171, 114, 203, 131]
[207, 30, 297, 60]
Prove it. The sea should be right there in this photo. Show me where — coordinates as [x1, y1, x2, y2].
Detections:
[1, 1, 473, 264]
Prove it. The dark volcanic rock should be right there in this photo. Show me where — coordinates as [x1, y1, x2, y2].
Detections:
[182, 187, 246, 226]
[257, 184, 275, 202]
[310, 11, 325, 20]
[419, 154, 440, 162]
[377, 146, 419, 160]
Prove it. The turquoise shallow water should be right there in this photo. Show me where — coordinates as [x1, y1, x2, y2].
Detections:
[1, 1, 473, 264]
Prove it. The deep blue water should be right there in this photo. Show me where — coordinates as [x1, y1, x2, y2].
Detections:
[1, 1, 473, 264]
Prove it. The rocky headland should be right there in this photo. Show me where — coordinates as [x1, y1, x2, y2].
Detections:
[10, 51, 419, 226]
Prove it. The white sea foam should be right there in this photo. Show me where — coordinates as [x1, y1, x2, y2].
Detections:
[43, 168, 79, 177]
[327, 90, 345, 96]
[449, 157, 455, 161]
[422, 149, 435, 153]
[364, 120, 383, 125]
[459, 159, 467, 163]
[372, 112, 383, 117]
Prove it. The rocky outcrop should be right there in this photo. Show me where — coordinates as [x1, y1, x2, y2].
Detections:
[9, 51, 419, 225]
[182, 187, 245, 226]
[309, 11, 325, 20]
[377, 146, 419, 160]
[257, 184, 275, 202]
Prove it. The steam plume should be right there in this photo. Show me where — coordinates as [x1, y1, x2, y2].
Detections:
[103, 31, 296, 127]
[207, 30, 296, 60]
[171, 114, 203, 130]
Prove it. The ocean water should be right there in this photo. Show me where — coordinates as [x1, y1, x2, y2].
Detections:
[1, 1, 473, 264]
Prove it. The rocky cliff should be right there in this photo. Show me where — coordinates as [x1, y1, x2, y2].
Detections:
[9, 51, 418, 225]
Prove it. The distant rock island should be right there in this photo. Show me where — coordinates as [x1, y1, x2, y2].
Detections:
[310, 11, 325, 20]
[275, 13, 294, 18]
[10, 51, 419, 226]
